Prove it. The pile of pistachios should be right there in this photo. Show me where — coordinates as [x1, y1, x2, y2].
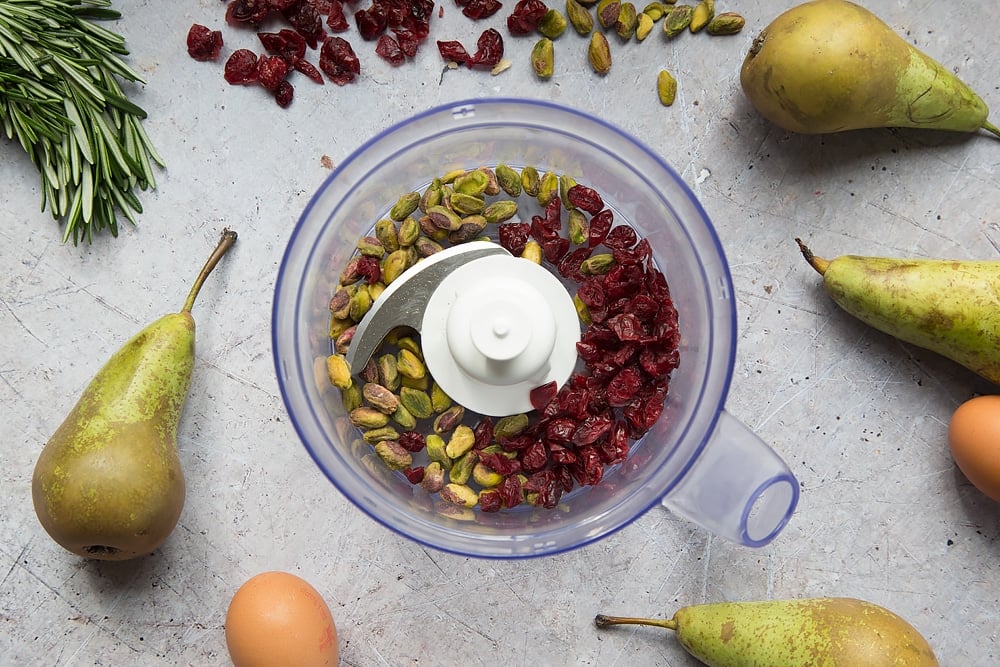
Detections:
[323, 163, 639, 512]
[531, 0, 744, 105]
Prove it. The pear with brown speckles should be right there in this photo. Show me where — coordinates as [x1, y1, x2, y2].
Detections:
[796, 239, 1000, 385]
[31, 230, 237, 561]
[596, 597, 938, 666]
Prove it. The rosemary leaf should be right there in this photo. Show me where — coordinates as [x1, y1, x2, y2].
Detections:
[0, 0, 163, 244]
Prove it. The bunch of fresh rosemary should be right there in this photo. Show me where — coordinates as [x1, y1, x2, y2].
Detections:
[0, 0, 164, 244]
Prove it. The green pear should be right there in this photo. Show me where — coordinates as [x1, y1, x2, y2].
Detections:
[796, 239, 1000, 385]
[596, 597, 938, 666]
[32, 229, 237, 560]
[740, 0, 999, 138]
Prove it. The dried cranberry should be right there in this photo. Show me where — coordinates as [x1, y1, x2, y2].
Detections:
[436, 39, 471, 65]
[355, 4, 388, 40]
[589, 209, 613, 247]
[520, 440, 548, 473]
[258, 29, 307, 62]
[498, 222, 530, 255]
[639, 346, 679, 376]
[606, 342, 637, 369]
[524, 470, 560, 508]
[604, 224, 638, 250]
[506, 0, 548, 35]
[274, 79, 294, 107]
[570, 446, 604, 486]
[375, 33, 406, 65]
[554, 464, 575, 493]
[496, 474, 523, 508]
[567, 184, 604, 215]
[549, 443, 578, 465]
[319, 36, 360, 85]
[481, 452, 522, 477]
[256, 55, 290, 91]
[625, 293, 659, 321]
[470, 28, 503, 69]
[541, 237, 570, 263]
[187, 24, 224, 62]
[224, 49, 260, 84]
[393, 28, 421, 57]
[479, 489, 502, 512]
[560, 388, 591, 420]
[356, 255, 381, 283]
[607, 312, 649, 342]
[457, 0, 503, 19]
[294, 58, 325, 84]
[624, 395, 664, 435]
[558, 246, 591, 281]
[606, 366, 642, 407]
[544, 418, 576, 445]
[473, 417, 494, 450]
[326, 0, 350, 31]
[226, 0, 271, 26]
[280, 1, 324, 48]
[598, 421, 630, 465]
[573, 414, 613, 446]
[499, 434, 533, 451]
[403, 466, 425, 484]
[398, 431, 426, 452]
[529, 381, 558, 412]
[542, 197, 563, 231]
[577, 279, 606, 310]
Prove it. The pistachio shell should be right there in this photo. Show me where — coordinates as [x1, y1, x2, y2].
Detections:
[399, 386, 434, 419]
[374, 218, 400, 253]
[495, 163, 523, 196]
[440, 483, 479, 508]
[531, 37, 555, 80]
[566, 0, 594, 35]
[537, 171, 560, 207]
[430, 382, 452, 412]
[363, 425, 401, 444]
[326, 354, 353, 389]
[539, 9, 567, 38]
[420, 461, 446, 492]
[689, 0, 713, 32]
[350, 406, 390, 429]
[448, 450, 478, 485]
[363, 382, 400, 414]
[522, 240, 543, 264]
[445, 425, 476, 459]
[657, 68, 678, 106]
[426, 434, 452, 470]
[390, 191, 421, 221]
[587, 31, 612, 74]
[521, 166, 541, 197]
[374, 440, 412, 469]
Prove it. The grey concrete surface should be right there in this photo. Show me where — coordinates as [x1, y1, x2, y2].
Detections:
[1, 0, 998, 664]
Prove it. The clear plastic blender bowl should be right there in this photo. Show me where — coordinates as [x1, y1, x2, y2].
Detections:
[273, 98, 799, 558]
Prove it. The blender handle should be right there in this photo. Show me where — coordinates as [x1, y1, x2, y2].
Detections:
[660, 410, 799, 547]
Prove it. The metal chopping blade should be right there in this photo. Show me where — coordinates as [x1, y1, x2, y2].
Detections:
[345, 241, 510, 374]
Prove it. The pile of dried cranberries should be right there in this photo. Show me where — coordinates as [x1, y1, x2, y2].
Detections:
[186, 0, 565, 107]
[326, 164, 681, 512]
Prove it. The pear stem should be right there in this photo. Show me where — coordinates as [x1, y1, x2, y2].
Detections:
[594, 614, 679, 632]
[984, 120, 1000, 139]
[181, 228, 238, 314]
[795, 238, 830, 275]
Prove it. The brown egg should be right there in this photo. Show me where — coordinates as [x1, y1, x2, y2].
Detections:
[948, 395, 1000, 502]
[225, 571, 339, 666]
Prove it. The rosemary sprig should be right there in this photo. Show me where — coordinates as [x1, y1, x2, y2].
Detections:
[0, 0, 164, 244]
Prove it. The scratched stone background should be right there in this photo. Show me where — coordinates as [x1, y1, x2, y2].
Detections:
[1, 0, 998, 664]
